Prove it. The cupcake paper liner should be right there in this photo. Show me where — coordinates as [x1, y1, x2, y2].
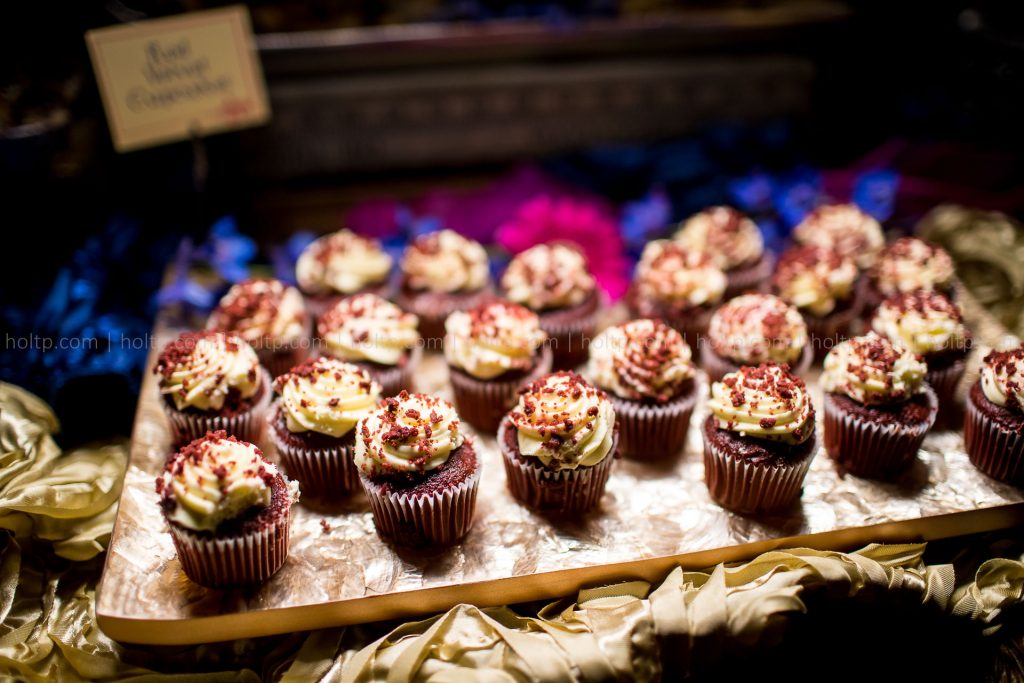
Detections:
[161, 368, 273, 447]
[370, 346, 424, 397]
[702, 428, 817, 516]
[609, 380, 699, 461]
[359, 464, 481, 547]
[926, 356, 968, 430]
[254, 317, 315, 378]
[449, 346, 553, 433]
[267, 422, 360, 501]
[702, 342, 813, 384]
[498, 421, 617, 515]
[540, 308, 599, 371]
[168, 508, 291, 588]
[964, 391, 1024, 486]
[823, 386, 938, 479]
[724, 253, 774, 300]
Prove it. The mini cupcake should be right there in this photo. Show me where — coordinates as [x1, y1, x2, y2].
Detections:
[395, 229, 491, 344]
[821, 333, 937, 478]
[499, 371, 618, 515]
[354, 392, 480, 547]
[964, 345, 1024, 485]
[317, 293, 422, 397]
[207, 278, 311, 377]
[626, 240, 726, 351]
[587, 319, 699, 461]
[872, 290, 970, 427]
[772, 245, 862, 360]
[500, 242, 598, 369]
[156, 431, 299, 588]
[674, 206, 771, 298]
[155, 331, 272, 446]
[702, 363, 817, 515]
[268, 357, 381, 501]
[444, 299, 552, 432]
[295, 229, 393, 317]
[792, 203, 885, 270]
[865, 237, 956, 311]
[704, 294, 811, 382]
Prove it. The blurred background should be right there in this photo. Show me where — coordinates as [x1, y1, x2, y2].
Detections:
[4, 0, 1024, 445]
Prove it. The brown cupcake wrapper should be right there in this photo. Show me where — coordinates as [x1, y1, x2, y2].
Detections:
[359, 464, 481, 548]
[254, 317, 315, 378]
[823, 386, 937, 479]
[267, 421, 360, 500]
[609, 379, 700, 461]
[540, 309, 599, 371]
[168, 508, 291, 588]
[370, 345, 424, 397]
[926, 357, 968, 430]
[702, 342, 813, 384]
[450, 346, 554, 433]
[702, 430, 817, 515]
[724, 253, 774, 299]
[964, 392, 1024, 485]
[161, 368, 273, 447]
[498, 421, 617, 514]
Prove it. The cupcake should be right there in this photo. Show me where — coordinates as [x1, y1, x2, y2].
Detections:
[673, 206, 771, 298]
[871, 291, 970, 427]
[702, 363, 817, 515]
[395, 229, 491, 344]
[821, 333, 937, 478]
[156, 431, 299, 588]
[444, 299, 552, 432]
[207, 278, 311, 377]
[317, 293, 422, 397]
[772, 245, 862, 360]
[354, 392, 481, 547]
[626, 240, 726, 351]
[154, 331, 272, 446]
[865, 237, 956, 311]
[295, 229, 393, 317]
[792, 203, 885, 270]
[500, 242, 599, 369]
[267, 357, 381, 501]
[587, 319, 699, 461]
[964, 345, 1024, 485]
[704, 294, 811, 382]
[499, 371, 618, 515]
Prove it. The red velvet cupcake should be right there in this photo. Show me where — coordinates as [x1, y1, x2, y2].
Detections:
[317, 293, 422, 397]
[500, 242, 600, 369]
[871, 290, 970, 428]
[587, 318, 699, 461]
[154, 331, 272, 447]
[702, 363, 817, 515]
[444, 299, 552, 432]
[156, 431, 299, 588]
[394, 229, 491, 345]
[267, 357, 381, 502]
[772, 245, 862, 360]
[295, 229, 393, 317]
[704, 294, 812, 383]
[964, 345, 1024, 485]
[865, 237, 956, 313]
[354, 392, 480, 547]
[207, 278, 311, 377]
[821, 333, 937, 479]
[673, 206, 772, 299]
[499, 371, 618, 515]
[791, 203, 885, 271]
[626, 240, 726, 353]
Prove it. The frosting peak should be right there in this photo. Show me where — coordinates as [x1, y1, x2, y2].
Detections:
[587, 319, 695, 402]
[980, 345, 1024, 412]
[354, 392, 465, 476]
[821, 332, 927, 405]
[709, 294, 808, 365]
[501, 242, 596, 310]
[402, 229, 489, 293]
[208, 278, 308, 349]
[318, 294, 419, 366]
[772, 245, 858, 317]
[673, 206, 764, 270]
[273, 357, 381, 437]
[444, 300, 547, 380]
[871, 290, 969, 356]
[155, 331, 262, 412]
[708, 363, 815, 445]
[872, 237, 955, 297]
[633, 240, 726, 309]
[793, 203, 884, 269]
[296, 229, 392, 295]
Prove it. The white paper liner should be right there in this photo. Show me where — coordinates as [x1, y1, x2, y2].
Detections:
[449, 346, 553, 432]
[609, 376, 701, 461]
[168, 507, 291, 588]
[160, 368, 273, 447]
[267, 418, 360, 500]
[358, 461, 482, 547]
[702, 341, 814, 384]
[823, 386, 938, 479]
[702, 426, 817, 515]
[964, 391, 1024, 485]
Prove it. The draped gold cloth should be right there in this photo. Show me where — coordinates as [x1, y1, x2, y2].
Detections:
[2, 382, 1024, 681]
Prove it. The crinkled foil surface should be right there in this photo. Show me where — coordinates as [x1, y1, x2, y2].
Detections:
[97, 318, 1024, 631]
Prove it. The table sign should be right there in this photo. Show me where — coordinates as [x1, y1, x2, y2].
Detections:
[86, 6, 270, 152]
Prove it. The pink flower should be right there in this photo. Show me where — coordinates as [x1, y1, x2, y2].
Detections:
[496, 195, 630, 300]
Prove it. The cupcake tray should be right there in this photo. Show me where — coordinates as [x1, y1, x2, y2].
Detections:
[96, 320, 1024, 645]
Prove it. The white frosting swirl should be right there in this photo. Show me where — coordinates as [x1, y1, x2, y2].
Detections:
[274, 357, 381, 437]
[208, 279, 308, 348]
[821, 332, 926, 405]
[500, 242, 596, 310]
[708, 363, 815, 444]
[354, 392, 465, 476]
[871, 291, 969, 356]
[634, 240, 726, 308]
[444, 300, 547, 380]
[673, 206, 764, 270]
[980, 346, 1024, 411]
[156, 332, 262, 412]
[709, 294, 808, 365]
[402, 229, 489, 293]
[318, 294, 420, 366]
[296, 229, 392, 295]
[873, 237, 955, 297]
[772, 245, 858, 317]
[793, 204, 885, 269]
[587, 319, 695, 402]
